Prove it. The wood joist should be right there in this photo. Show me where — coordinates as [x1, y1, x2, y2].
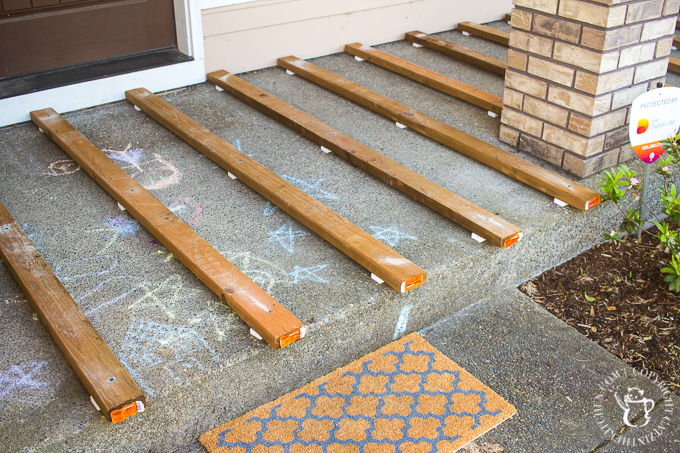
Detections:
[125, 88, 426, 293]
[30, 109, 305, 350]
[405, 31, 507, 76]
[457, 22, 510, 46]
[0, 200, 145, 423]
[278, 56, 601, 211]
[669, 57, 680, 75]
[344, 43, 503, 116]
[207, 70, 521, 248]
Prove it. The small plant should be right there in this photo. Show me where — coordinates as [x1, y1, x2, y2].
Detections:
[598, 130, 680, 291]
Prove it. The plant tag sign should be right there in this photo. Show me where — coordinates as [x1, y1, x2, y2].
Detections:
[629, 87, 680, 164]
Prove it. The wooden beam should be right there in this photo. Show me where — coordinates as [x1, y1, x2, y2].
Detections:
[670, 57, 680, 75]
[405, 31, 507, 76]
[208, 70, 522, 248]
[344, 44, 503, 115]
[0, 200, 145, 423]
[30, 109, 305, 350]
[457, 22, 510, 46]
[674, 35, 680, 49]
[504, 13, 512, 22]
[278, 56, 601, 211]
[125, 88, 426, 293]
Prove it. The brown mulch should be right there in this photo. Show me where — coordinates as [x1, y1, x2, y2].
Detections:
[520, 228, 680, 395]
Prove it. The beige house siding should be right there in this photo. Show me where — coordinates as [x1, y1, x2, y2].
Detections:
[202, 0, 512, 74]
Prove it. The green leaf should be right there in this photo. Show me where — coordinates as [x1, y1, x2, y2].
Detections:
[584, 293, 596, 302]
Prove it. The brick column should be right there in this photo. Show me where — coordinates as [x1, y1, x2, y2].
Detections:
[500, 0, 678, 178]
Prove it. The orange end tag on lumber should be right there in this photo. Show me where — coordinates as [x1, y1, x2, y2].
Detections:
[111, 401, 141, 424]
[280, 329, 304, 348]
[403, 274, 425, 293]
[586, 195, 601, 211]
[504, 233, 521, 249]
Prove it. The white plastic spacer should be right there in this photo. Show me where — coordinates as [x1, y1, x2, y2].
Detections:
[134, 105, 142, 112]
[228, 172, 237, 180]
[286, 69, 295, 76]
[117, 202, 126, 211]
[396, 122, 407, 129]
[321, 146, 332, 154]
[673, 46, 679, 51]
[215, 85, 225, 92]
[487, 111, 499, 118]
[518, 232, 524, 241]
[371, 273, 385, 284]
[90, 396, 101, 411]
[299, 326, 307, 339]
[412, 43, 423, 48]
[553, 198, 568, 207]
[250, 328, 263, 341]
[462, 31, 471, 36]
[354, 56, 365, 62]
[136, 401, 145, 413]
[38, 128, 44, 134]
[471, 233, 486, 243]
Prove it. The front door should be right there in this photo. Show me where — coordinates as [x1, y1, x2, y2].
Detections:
[0, 0, 177, 79]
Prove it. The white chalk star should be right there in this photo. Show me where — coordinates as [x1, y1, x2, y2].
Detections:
[281, 175, 339, 201]
[368, 226, 418, 247]
[289, 264, 329, 284]
[268, 223, 309, 253]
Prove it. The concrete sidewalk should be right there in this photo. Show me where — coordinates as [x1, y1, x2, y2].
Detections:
[1, 22, 679, 452]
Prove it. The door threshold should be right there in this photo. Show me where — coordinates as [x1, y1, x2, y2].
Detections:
[0, 48, 193, 100]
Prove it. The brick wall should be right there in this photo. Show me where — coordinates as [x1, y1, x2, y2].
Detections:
[500, 0, 678, 178]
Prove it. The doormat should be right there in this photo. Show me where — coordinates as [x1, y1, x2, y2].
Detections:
[200, 333, 515, 452]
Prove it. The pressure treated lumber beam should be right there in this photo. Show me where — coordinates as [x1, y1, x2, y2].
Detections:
[31, 109, 305, 350]
[125, 88, 426, 293]
[0, 200, 145, 423]
[278, 56, 601, 211]
[457, 22, 510, 46]
[673, 36, 680, 48]
[670, 57, 680, 75]
[504, 13, 512, 22]
[405, 31, 507, 76]
[344, 43, 503, 116]
[208, 70, 521, 248]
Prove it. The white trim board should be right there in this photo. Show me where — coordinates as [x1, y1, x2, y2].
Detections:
[0, 0, 206, 128]
[200, 0, 258, 10]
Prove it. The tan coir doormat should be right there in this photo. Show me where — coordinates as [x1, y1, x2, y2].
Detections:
[201, 333, 516, 452]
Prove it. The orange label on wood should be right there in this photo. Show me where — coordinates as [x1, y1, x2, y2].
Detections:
[503, 234, 520, 248]
[111, 402, 139, 424]
[280, 329, 302, 349]
[586, 195, 601, 211]
[403, 274, 424, 292]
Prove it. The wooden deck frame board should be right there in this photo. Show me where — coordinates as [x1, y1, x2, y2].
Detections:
[124, 88, 426, 293]
[0, 200, 145, 423]
[673, 36, 680, 48]
[207, 70, 521, 248]
[30, 109, 305, 350]
[405, 31, 507, 76]
[277, 56, 601, 211]
[344, 43, 504, 115]
[504, 13, 512, 22]
[457, 22, 510, 46]
[671, 57, 680, 75]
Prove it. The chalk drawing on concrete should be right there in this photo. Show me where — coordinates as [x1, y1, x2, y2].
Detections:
[126, 274, 203, 320]
[54, 255, 119, 281]
[164, 198, 205, 226]
[268, 223, 309, 254]
[118, 320, 220, 396]
[79, 276, 147, 316]
[104, 144, 181, 190]
[0, 361, 51, 406]
[289, 264, 329, 284]
[263, 201, 279, 217]
[90, 216, 141, 254]
[44, 159, 80, 177]
[280, 175, 339, 201]
[368, 226, 418, 247]
[223, 250, 289, 292]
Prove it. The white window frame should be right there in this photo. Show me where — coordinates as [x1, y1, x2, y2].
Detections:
[0, 0, 206, 128]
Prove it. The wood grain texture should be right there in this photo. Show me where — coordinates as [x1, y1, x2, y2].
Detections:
[669, 57, 680, 75]
[405, 31, 507, 76]
[344, 43, 504, 115]
[0, 200, 145, 422]
[208, 70, 521, 248]
[277, 56, 601, 211]
[124, 88, 426, 292]
[457, 22, 510, 46]
[30, 109, 304, 350]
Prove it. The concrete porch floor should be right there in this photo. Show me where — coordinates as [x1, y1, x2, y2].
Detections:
[1, 21, 679, 452]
